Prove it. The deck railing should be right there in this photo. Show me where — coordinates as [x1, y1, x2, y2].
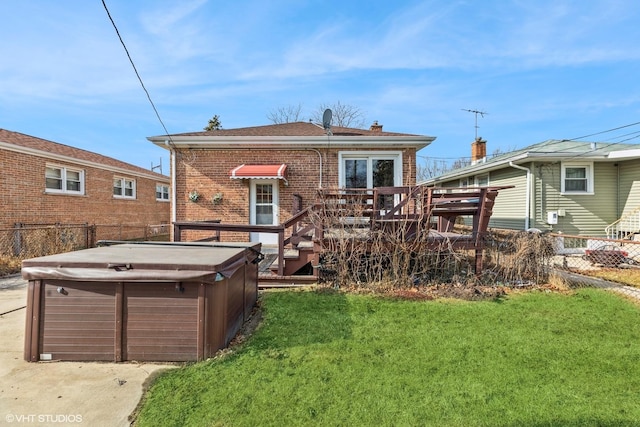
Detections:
[173, 186, 511, 277]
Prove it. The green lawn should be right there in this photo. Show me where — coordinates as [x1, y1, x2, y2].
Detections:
[134, 289, 640, 427]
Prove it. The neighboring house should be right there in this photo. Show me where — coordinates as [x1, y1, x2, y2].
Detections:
[148, 121, 434, 245]
[421, 138, 640, 237]
[0, 128, 170, 234]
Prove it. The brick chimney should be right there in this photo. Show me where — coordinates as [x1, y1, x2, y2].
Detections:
[369, 121, 383, 133]
[471, 137, 487, 164]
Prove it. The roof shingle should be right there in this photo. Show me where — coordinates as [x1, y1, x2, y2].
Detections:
[157, 121, 424, 138]
[0, 128, 167, 178]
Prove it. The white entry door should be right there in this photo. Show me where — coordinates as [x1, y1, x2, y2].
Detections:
[250, 180, 279, 245]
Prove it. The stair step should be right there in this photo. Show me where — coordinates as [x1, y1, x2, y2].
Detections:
[296, 241, 314, 250]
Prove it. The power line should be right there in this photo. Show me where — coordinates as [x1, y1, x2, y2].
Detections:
[564, 120, 640, 141]
[101, 0, 175, 150]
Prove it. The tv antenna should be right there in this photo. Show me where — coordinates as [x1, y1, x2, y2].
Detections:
[151, 158, 163, 175]
[322, 108, 333, 136]
[462, 108, 488, 140]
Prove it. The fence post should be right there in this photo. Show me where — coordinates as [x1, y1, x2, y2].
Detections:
[89, 224, 97, 248]
[13, 223, 23, 256]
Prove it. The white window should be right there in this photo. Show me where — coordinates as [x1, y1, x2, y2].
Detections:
[561, 163, 593, 194]
[339, 152, 402, 210]
[156, 184, 170, 201]
[45, 165, 84, 195]
[338, 152, 402, 189]
[459, 177, 469, 188]
[475, 174, 489, 187]
[113, 177, 136, 199]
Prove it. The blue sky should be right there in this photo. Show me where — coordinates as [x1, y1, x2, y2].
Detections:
[2, 0, 639, 173]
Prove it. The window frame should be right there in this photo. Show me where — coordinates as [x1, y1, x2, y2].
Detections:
[338, 151, 403, 189]
[474, 174, 489, 187]
[561, 162, 594, 195]
[45, 164, 85, 195]
[155, 183, 170, 201]
[113, 176, 137, 199]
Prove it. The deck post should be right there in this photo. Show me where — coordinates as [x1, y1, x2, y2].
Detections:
[278, 229, 285, 276]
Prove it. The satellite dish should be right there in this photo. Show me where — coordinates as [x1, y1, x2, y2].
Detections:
[322, 109, 332, 132]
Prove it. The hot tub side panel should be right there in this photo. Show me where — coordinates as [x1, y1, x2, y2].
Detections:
[203, 260, 259, 358]
[226, 267, 247, 346]
[123, 282, 199, 362]
[244, 259, 258, 319]
[39, 281, 117, 361]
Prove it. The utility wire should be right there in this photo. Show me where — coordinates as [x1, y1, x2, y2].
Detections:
[565, 120, 640, 141]
[101, 0, 176, 149]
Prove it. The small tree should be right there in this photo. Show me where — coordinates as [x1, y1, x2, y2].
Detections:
[417, 159, 452, 182]
[311, 101, 366, 128]
[267, 102, 367, 128]
[266, 104, 303, 124]
[204, 115, 222, 131]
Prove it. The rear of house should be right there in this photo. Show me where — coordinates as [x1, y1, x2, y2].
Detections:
[148, 121, 434, 245]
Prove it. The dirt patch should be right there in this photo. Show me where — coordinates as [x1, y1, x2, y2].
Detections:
[322, 280, 575, 301]
[389, 284, 508, 301]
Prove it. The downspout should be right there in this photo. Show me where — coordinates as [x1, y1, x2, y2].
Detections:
[509, 161, 530, 230]
[307, 148, 323, 189]
[170, 147, 177, 226]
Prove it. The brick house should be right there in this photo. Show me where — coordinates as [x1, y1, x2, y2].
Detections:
[0, 129, 170, 237]
[148, 121, 434, 245]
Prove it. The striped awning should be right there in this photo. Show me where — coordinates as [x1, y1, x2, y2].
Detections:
[229, 164, 288, 185]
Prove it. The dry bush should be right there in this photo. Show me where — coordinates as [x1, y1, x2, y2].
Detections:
[483, 230, 555, 284]
[0, 255, 22, 276]
[309, 191, 556, 291]
[17, 226, 81, 258]
[312, 192, 487, 289]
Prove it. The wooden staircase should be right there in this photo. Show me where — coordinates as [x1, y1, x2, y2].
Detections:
[266, 241, 317, 276]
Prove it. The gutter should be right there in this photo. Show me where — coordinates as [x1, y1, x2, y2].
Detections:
[509, 162, 530, 230]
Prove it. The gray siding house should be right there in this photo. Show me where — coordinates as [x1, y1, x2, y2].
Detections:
[421, 139, 640, 238]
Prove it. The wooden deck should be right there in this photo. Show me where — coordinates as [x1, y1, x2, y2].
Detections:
[173, 186, 511, 283]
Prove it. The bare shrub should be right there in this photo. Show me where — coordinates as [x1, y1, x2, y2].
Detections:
[312, 190, 483, 289]
[484, 230, 555, 284]
[309, 189, 556, 290]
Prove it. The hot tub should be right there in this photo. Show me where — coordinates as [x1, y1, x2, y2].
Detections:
[22, 242, 261, 362]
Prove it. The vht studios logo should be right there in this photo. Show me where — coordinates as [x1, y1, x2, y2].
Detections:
[6, 414, 83, 423]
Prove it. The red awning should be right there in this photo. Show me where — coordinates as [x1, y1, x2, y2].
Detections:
[229, 164, 288, 185]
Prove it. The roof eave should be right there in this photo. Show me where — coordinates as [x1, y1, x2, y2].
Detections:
[0, 141, 169, 182]
[607, 148, 640, 159]
[421, 151, 614, 185]
[148, 135, 435, 150]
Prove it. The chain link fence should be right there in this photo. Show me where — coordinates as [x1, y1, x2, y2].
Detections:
[3, 220, 638, 291]
[316, 224, 640, 290]
[0, 223, 170, 276]
[547, 233, 640, 288]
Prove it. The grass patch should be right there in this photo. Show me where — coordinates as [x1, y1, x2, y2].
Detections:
[134, 289, 640, 427]
[581, 268, 640, 288]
